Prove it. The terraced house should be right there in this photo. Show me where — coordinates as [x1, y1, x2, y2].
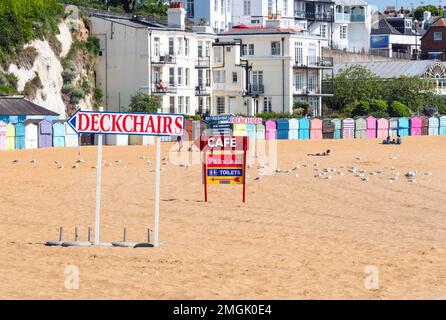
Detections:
[92, 3, 332, 116]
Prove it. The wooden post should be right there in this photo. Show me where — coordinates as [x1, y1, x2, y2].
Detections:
[59, 227, 64, 242]
[75, 227, 79, 242]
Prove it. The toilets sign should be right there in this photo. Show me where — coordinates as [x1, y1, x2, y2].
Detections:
[201, 136, 248, 202]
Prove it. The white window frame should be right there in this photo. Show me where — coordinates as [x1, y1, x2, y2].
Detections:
[263, 97, 272, 113]
[434, 32, 442, 41]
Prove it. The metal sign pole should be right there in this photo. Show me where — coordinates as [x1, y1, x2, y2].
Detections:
[154, 136, 161, 245]
[94, 108, 104, 246]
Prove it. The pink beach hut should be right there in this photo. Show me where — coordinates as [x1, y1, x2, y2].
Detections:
[410, 116, 422, 136]
[0, 121, 6, 151]
[310, 118, 323, 139]
[366, 116, 377, 139]
[342, 118, 355, 139]
[265, 120, 277, 140]
[376, 118, 389, 138]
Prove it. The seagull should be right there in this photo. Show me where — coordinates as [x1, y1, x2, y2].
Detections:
[57, 165, 64, 169]
[30, 159, 37, 164]
[12, 159, 19, 163]
[254, 176, 262, 181]
[76, 159, 84, 164]
[405, 172, 416, 178]
[72, 164, 78, 169]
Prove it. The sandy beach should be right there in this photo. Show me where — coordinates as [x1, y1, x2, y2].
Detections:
[0, 136, 446, 299]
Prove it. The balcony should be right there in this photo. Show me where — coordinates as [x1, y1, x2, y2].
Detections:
[294, 10, 306, 19]
[195, 56, 211, 69]
[351, 14, 365, 22]
[152, 83, 177, 94]
[335, 13, 351, 23]
[294, 56, 334, 69]
[195, 84, 211, 96]
[306, 11, 334, 22]
[293, 84, 333, 97]
[248, 84, 264, 95]
[151, 54, 176, 64]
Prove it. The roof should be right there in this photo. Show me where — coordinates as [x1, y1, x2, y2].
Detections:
[333, 60, 446, 78]
[371, 18, 401, 35]
[336, 0, 368, 6]
[223, 25, 302, 35]
[432, 18, 446, 27]
[0, 97, 59, 116]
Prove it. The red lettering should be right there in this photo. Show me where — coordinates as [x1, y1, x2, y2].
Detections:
[91, 114, 99, 132]
[156, 116, 162, 134]
[111, 114, 123, 132]
[122, 115, 132, 133]
[78, 113, 90, 131]
[99, 114, 110, 132]
[134, 115, 144, 133]
[174, 116, 183, 135]
[144, 116, 155, 133]
[163, 116, 172, 134]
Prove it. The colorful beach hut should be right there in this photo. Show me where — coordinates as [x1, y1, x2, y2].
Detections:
[355, 118, 366, 139]
[276, 119, 289, 140]
[398, 117, 410, 136]
[376, 118, 389, 139]
[38, 119, 53, 148]
[342, 118, 355, 139]
[440, 116, 446, 135]
[24, 120, 39, 149]
[322, 119, 335, 139]
[288, 119, 299, 140]
[265, 120, 277, 140]
[6, 123, 15, 150]
[14, 123, 25, 149]
[366, 116, 377, 139]
[0, 121, 6, 151]
[247, 123, 256, 141]
[129, 135, 143, 145]
[233, 123, 248, 137]
[298, 118, 310, 140]
[80, 134, 93, 145]
[310, 119, 323, 140]
[53, 121, 66, 147]
[389, 118, 398, 137]
[256, 123, 265, 140]
[410, 116, 422, 136]
[65, 122, 79, 147]
[421, 116, 429, 136]
[428, 117, 439, 136]
[331, 119, 342, 139]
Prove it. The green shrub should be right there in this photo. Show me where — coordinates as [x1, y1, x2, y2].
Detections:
[23, 74, 43, 100]
[389, 101, 411, 117]
[351, 100, 370, 116]
[70, 87, 85, 104]
[62, 83, 75, 95]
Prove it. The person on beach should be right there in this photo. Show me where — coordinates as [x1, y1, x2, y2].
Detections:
[307, 149, 331, 156]
[395, 134, 402, 145]
[383, 136, 391, 144]
[176, 135, 183, 152]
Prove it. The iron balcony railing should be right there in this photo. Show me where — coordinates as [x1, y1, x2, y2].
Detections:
[294, 56, 334, 68]
[195, 56, 211, 68]
[151, 54, 176, 64]
[195, 84, 211, 96]
[294, 10, 306, 18]
[306, 11, 334, 22]
[152, 83, 177, 94]
[249, 84, 265, 94]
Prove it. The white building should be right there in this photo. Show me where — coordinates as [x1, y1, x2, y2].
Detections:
[214, 22, 333, 116]
[173, 0, 232, 33]
[91, 5, 215, 115]
[91, 4, 332, 117]
[175, 0, 372, 51]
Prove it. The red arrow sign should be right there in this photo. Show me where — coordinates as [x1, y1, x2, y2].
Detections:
[210, 177, 241, 182]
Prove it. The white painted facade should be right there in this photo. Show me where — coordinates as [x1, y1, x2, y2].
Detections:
[214, 29, 332, 116]
[91, 11, 215, 115]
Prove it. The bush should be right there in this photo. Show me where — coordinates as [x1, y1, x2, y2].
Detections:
[351, 101, 370, 116]
[0, 72, 18, 96]
[389, 101, 411, 117]
[16, 47, 38, 69]
[62, 83, 75, 95]
[70, 87, 85, 104]
[23, 73, 43, 100]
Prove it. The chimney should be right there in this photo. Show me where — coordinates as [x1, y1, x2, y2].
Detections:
[167, 2, 185, 30]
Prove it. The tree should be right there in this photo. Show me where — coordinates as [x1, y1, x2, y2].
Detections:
[389, 101, 411, 117]
[128, 91, 161, 113]
[293, 101, 311, 116]
[332, 65, 383, 110]
[108, 0, 137, 13]
[413, 5, 438, 21]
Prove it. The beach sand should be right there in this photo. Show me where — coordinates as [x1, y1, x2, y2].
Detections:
[0, 136, 445, 299]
